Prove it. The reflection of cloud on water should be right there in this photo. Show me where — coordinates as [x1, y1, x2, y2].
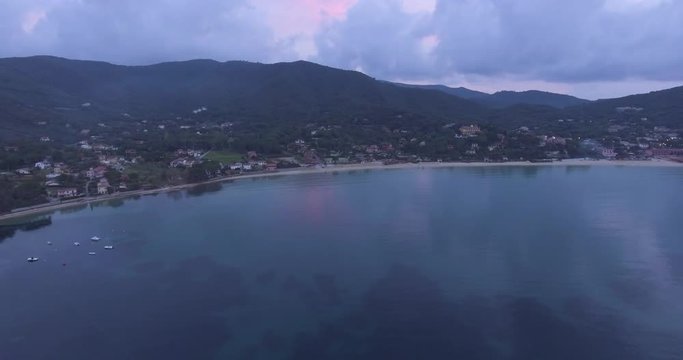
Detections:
[0, 256, 247, 359]
[414, 168, 433, 194]
[300, 185, 348, 225]
[592, 199, 676, 309]
[283, 265, 649, 360]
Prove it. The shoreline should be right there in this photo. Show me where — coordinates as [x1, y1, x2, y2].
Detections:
[1, 158, 681, 222]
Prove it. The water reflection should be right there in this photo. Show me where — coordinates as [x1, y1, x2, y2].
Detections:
[186, 182, 223, 197]
[1, 166, 682, 359]
[0, 216, 52, 242]
[58, 203, 88, 215]
[461, 165, 542, 178]
[0, 256, 247, 360]
[285, 265, 644, 360]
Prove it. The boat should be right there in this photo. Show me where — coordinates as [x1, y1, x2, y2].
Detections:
[90, 236, 101, 241]
[27, 257, 39, 262]
[104, 245, 114, 250]
[47, 241, 53, 245]
[73, 242, 81, 246]
[88, 252, 96, 255]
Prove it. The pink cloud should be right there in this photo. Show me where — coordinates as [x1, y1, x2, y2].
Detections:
[251, 0, 356, 57]
[253, 0, 355, 37]
[21, 9, 47, 34]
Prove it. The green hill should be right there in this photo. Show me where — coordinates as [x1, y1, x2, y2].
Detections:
[1, 56, 682, 143]
[0, 56, 485, 141]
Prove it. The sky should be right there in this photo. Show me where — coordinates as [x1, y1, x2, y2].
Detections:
[1, 0, 682, 99]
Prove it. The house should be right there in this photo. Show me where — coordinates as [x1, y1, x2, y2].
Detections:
[366, 145, 380, 153]
[53, 163, 68, 174]
[459, 124, 481, 137]
[303, 150, 319, 164]
[86, 166, 107, 179]
[649, 148, 683, 156]
[266, 163, 278, 171]
[45, 180, 61, 187]
[170, 158, 198, 168]
[187, 149, 203, 158]
[16, 168, 32, 175]
[602, 148, 617, 159]
[229, 162, 243, 171]
[242, 164, 253, 171]
[47, 187, 78, 199]
[247, 151, 258, 160]
[545, 136, 567, 146]
[97, 179, 110, 195]
[35, 161, 51, 170]
[40, 136, 51, 142]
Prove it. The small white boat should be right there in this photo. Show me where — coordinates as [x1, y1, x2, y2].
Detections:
[88, 252, 96, 255]
[27, 257, 39, 262]
[104, 245, 114, 250]
[90, 236, 101, 241]
[47, 241, 53, 245]
[73, 242, 81, 246]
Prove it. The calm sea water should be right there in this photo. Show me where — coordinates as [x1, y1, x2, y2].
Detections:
[1, 166, 683, 359]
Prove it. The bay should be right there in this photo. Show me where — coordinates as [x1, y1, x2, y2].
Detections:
[1, 166, 683, 359]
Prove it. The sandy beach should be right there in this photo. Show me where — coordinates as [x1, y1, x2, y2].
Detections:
[1, 158, 681, 223]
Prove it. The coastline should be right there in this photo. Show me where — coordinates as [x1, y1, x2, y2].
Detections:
[1, 158, 681, 222]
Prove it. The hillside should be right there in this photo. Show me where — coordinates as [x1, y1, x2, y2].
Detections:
[394, 83, 588, 108]
[1, 56, 682, 144]
[483, 90, 589, 108]
[392, 83, 489, 100]
[0, 56, 485, 141]
[566, 86, 683, 127]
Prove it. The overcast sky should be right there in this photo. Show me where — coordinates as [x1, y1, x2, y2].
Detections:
[1, 0, 682, 99]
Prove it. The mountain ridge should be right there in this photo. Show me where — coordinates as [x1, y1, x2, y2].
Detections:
[1, 56, 682, 142]
[393, 82, 590, 108]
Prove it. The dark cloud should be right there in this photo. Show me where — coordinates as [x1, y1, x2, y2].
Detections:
[0, 0, 292, 64]
[0, 0, 682, 98]
[315, 0, 683, 84]
[314, 0, 436, 79]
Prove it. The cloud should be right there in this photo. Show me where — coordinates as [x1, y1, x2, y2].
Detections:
[0, 0, 681, 98]
[315, 0, 437, 78]
[21, 9, 47, 34]
[314, 0, 683, 96]
[0, 0, 293, 64]
[250, 0, 357, 57]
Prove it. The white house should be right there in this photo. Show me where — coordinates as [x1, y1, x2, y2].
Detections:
[97, 178, 110, 195]
[35, 161, 51, 170]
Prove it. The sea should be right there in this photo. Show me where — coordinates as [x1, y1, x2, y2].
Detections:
[1, 165, 682, 359]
